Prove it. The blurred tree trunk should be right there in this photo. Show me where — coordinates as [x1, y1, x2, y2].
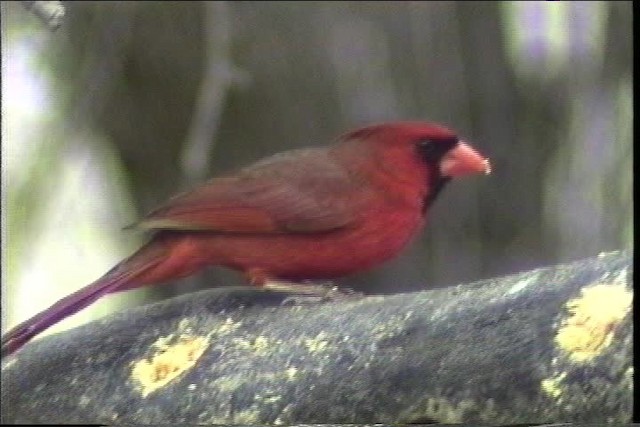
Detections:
[8, 1, 631, 314]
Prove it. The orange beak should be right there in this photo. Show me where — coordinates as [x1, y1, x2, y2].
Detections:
[439, 141, 491, 177]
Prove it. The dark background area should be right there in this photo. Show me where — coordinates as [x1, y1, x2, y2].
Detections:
[2, 1, 632, 332]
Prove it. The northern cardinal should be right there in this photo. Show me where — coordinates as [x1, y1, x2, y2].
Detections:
[2, 121, 490, 357]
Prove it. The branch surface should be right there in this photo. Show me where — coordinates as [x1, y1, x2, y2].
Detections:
[1, 251, 632, 424]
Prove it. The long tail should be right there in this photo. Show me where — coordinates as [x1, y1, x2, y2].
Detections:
[1, 241, 171, 359]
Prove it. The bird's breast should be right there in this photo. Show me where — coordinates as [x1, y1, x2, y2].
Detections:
[333, 207, 424, 267]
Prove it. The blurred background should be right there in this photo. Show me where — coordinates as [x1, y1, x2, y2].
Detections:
[2, 1, 632, 337]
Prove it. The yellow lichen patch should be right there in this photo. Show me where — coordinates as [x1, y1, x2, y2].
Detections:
[541, 372, 567, 399]
[231, 335, 280, 355]
[555, 283, 632, 362]
[217, 317, 243, 334]
[131, 335, 209, 397]
[303, 332, 329, 353]
[285, 367, 299, 380]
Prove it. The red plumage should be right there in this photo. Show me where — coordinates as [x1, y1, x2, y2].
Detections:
[2, 121, 490, 357]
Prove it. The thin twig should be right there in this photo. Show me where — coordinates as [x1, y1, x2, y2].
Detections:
[180, 1, 238, 183]
[21, 1, 65, 31]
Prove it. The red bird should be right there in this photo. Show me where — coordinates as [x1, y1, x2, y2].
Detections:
[2, 121, 490, 357]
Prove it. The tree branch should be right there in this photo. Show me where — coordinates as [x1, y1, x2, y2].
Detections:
[21, 1, 65, 31]
[1, 251, 632, 424]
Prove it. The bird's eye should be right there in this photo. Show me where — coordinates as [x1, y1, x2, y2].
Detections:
[416, 137, 458, 162]
[417, 139, 438, 155]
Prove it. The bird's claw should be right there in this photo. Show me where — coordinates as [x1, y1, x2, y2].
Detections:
[262, 280, 364, 306]
[280, 295, 326, 306]
[318, 284, 364, 301]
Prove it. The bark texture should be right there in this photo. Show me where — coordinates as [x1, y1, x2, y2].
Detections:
[1, 250, 632, 424]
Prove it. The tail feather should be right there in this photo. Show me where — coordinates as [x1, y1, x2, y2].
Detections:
[1, 253, 165, 359]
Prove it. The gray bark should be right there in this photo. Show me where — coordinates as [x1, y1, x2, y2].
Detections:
[1, 250, 632, 424]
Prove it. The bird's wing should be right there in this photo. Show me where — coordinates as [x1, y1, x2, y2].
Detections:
[136, 148, 371, 234]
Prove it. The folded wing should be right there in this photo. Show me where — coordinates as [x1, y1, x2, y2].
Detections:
[136, 148, 371, 234]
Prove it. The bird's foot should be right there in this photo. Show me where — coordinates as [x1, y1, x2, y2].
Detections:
[262, 280, 364, 305]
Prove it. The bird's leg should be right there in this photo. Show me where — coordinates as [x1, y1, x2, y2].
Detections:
[245, 269, 363, 305]
[266, 281, 365, 305]
[266, 281, 326, 305]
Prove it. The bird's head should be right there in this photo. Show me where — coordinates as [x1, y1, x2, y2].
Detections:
[338, 121, 491, 210]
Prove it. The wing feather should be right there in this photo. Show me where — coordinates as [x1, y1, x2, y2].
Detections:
[136, 148, 369, 234]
